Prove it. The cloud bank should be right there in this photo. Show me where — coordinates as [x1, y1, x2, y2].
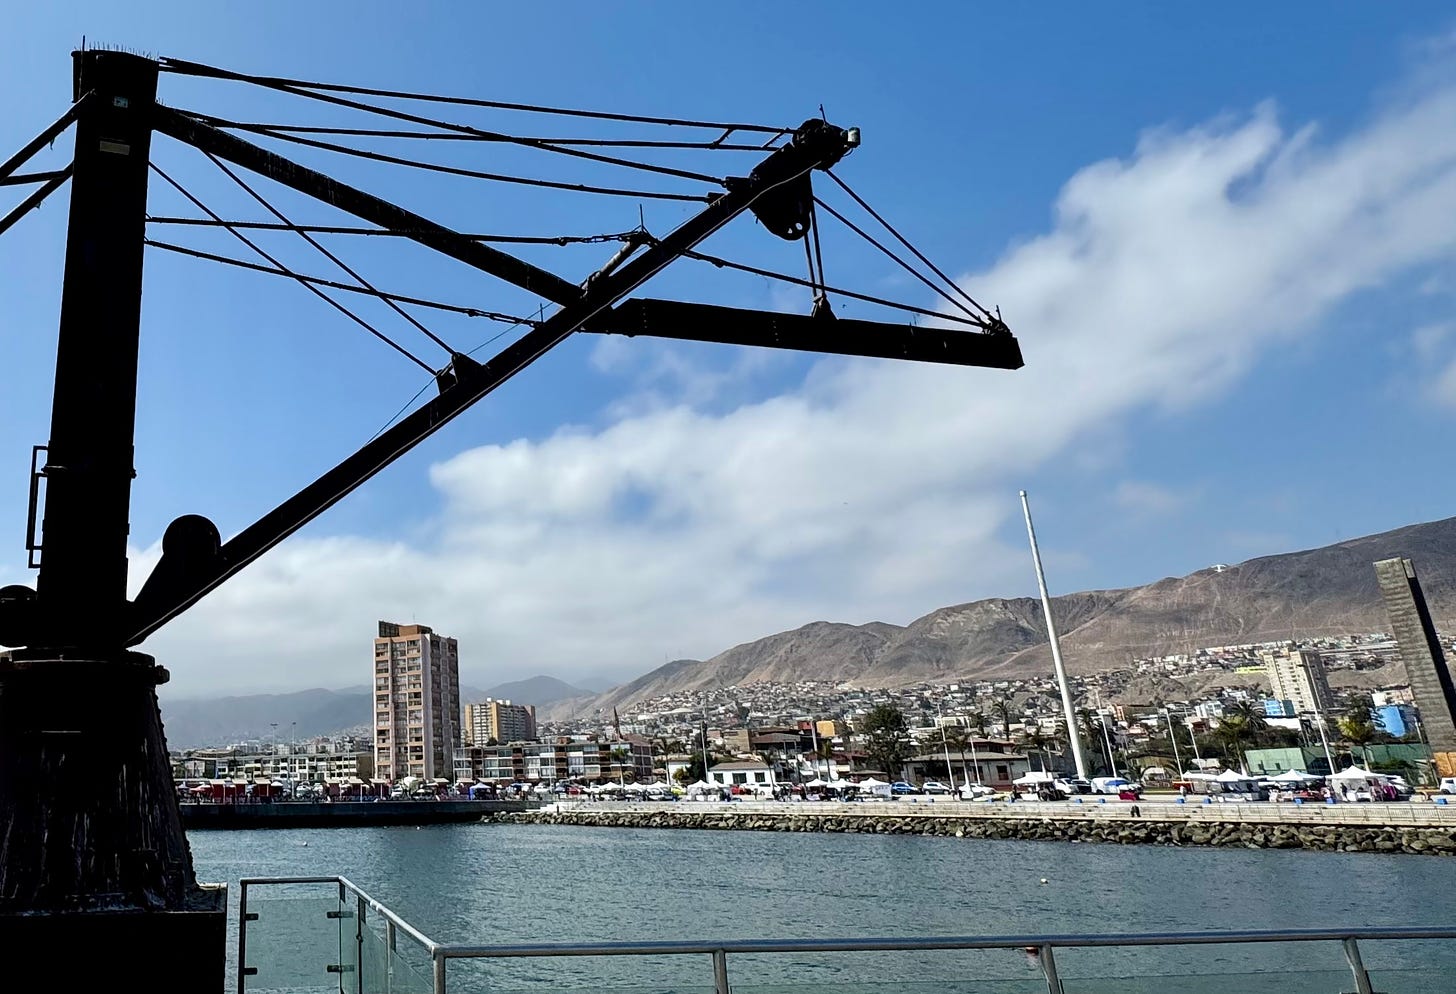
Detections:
[140, 77, 1456, 696]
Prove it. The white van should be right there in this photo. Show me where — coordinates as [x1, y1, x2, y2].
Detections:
[1439, 777, 1456, 795]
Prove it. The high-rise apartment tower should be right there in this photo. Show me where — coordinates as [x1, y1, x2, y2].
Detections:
[1260, 646, 1335, 716]
[373, 621, 461, 781]
[465, 699, 537, 746]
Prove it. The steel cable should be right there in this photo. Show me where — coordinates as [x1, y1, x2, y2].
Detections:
[825, 169, 994, 321]
[145, 238, 535, 324]
[201, 148, 458, 356]
[160, 57, 787, 134]
[149, 162, 439, 374]
[210, 123, 711, 203]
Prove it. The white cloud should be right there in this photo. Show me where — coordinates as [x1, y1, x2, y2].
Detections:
[1430, 359, 1456, 409]
[142, 72, 1456, 696]
[1113, 481, 1190, 516]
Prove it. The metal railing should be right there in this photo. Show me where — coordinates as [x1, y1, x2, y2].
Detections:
[238, 876, 1456, 994]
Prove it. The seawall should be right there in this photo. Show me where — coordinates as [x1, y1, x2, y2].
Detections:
[485, 801, 1456, 856]
[182, 798, 536, 829]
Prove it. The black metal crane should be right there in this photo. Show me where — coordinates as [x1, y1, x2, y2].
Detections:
[0, 48, 1020, 986]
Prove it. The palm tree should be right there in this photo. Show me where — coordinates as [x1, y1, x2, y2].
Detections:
[1337, 715, 1378, 768]
[1021, 728, 1053, 772]
[813, 737, 836, 779]
[965, 710, 990, 738]
[1214, 711, 1256, 774]
[943, 726, 974, 786]
[991, 698, 1016, 741]
[609, 745, 631, 785]
[1227, 701, 1269, 744]
[1076, 708, 1107, 775]
[1047, 719, 1069, 770]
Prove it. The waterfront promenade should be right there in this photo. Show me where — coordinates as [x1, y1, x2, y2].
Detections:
[492, 797, 1456, 854]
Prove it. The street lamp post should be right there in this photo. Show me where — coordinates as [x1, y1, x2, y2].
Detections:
[1312, 708, 1338, 778]
[1099, 714, 1119, 779]
[1164, 708, 1183, 778]
[936, 706, 958, 798]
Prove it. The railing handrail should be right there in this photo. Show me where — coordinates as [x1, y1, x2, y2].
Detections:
[435, 925, 1456, 959]
[241, 875, 1456, 957]
[238, 877, 1456, 994]
[240, 874, 438, 953]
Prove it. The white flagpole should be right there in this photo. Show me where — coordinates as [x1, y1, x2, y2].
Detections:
[1020, 490, 1089, 779]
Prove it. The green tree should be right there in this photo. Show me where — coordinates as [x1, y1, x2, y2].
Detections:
[942, 726, 974, 786]
[1214, 702, 1267, 773]
[1020, 727, 1054, 772]
[964, 710, 990, 737]
[1076, 708, 1108, 776]
[862, 704, 913, 780]
[991, 698, 1016, 741]
[813, 737, 837, 779]
[1339, 716, 1374, 768]
[609, 745, 631, 784]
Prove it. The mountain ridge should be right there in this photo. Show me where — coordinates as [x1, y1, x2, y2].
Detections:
[551, 515, 1456, 717]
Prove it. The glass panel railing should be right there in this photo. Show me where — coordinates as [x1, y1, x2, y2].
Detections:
[241, 894, 346, 993]
[357, 917, 390, 992]
[736, 983, 1049, 994]
[1060, 971, 1357, 994]
[387, 929, 437, 994]
[1354, 936, 1456, 990]
[1365, 969, 1453, 994]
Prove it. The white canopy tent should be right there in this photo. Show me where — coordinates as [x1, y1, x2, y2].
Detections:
[1271, 770, 1320, 784]
[1215, 769, 1255, 784]
[1329, 766, 1383, 782]
[1013, 771, 1056, 786]
[856, 777, 891, 796]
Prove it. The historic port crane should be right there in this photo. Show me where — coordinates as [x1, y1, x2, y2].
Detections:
[0, 48, 1020, 986]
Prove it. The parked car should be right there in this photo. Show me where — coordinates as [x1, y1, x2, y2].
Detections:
[1058, 778, 1094, 795]
[1439, 777, 1456, 795]
[960, 783, 996, 799]
[922, 781, 951, 795]
[1091, 777, 1135, 794]
[890, 781, 917, 795]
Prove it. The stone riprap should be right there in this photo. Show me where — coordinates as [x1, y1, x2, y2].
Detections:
[484, 802, 1456, 855]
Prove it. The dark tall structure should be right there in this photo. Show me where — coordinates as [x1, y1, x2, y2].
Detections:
[0, 48, 1021, 986]
[0, 50, 227, 989]
[1373, 557, 1456, 767]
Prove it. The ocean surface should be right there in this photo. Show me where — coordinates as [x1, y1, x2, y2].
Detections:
[191, 823, 1456, 993]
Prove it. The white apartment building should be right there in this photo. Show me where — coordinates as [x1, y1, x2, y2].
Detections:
[373, 621, 461, 781]
[1261, 646, 1335, 716]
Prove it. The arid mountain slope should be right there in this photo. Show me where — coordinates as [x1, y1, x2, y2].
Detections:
[559, 516, 1456, 716]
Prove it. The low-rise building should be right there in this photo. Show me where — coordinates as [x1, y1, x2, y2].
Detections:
[708, 759, 776, 790]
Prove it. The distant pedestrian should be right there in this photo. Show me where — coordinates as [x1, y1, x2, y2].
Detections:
[1129, 804, 1141, 818]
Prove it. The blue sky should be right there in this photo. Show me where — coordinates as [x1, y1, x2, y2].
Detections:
[4, 6, 1456, 695]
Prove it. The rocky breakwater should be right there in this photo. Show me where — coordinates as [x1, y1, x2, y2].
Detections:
[484, 807, 1456, 856]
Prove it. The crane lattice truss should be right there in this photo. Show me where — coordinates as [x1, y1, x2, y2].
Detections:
[0, 49, 1020, 654]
